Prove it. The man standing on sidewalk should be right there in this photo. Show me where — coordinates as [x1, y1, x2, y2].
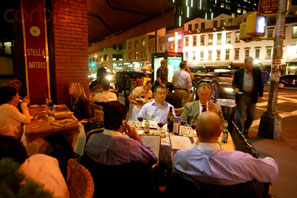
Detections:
[155, 59, 168, 86]
[232, 57, 263, 135]
[172, 61, 193, 106]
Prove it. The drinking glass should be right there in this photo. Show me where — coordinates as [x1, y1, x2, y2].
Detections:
[137, 117, 143, 130]
[157, 121, 165, 135]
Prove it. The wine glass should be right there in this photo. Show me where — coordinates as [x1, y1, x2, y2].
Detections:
[190, 120, 196, 136]
[137, 117, 143, 130]
[157, 121, 165, 135]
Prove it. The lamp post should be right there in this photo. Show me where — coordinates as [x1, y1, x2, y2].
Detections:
[258, 0, 289, 139]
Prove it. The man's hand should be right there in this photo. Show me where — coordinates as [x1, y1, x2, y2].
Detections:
[22, 96, 30, 104]
[258, 96, 263, 102]
[125, 122, 141, 141]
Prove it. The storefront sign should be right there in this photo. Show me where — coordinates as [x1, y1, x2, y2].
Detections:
[21, 0, 50, 104]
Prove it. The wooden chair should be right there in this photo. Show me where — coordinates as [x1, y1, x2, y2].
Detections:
[67, 158, 94, 198]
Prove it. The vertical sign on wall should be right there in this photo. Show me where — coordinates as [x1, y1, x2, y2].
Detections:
[21, 0, 50, 104]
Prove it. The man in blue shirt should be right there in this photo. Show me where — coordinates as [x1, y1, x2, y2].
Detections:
[173, 111, 278, 185]
[138, 85, 175, 123]
[85, 101, 157, 166]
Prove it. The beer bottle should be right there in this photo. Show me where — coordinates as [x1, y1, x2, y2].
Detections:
[221, 122, 229, 143]
[144, 114, 150, 134]
[167, 107, 174, 133]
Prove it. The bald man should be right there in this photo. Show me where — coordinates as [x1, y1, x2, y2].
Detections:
[173, 112, 278, 185]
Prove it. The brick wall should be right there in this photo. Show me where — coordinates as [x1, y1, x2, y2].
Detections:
[52, 0, 88, 104]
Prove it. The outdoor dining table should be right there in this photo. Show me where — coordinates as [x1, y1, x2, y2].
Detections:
[23, 104, 86, 156]
[128, 120, 235, 168]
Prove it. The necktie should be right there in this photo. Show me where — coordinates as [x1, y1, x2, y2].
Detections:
[202, 104, 207, 112]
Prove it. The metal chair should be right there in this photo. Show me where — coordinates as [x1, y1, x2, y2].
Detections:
[67, 158, 94, 198]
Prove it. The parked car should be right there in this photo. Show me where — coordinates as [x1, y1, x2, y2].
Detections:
[279, 75, 297, 88]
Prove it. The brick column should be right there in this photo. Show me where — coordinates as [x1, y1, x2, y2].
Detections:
[52, 0, 88, 104]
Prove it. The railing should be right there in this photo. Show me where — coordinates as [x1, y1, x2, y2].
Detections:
[230, 121, 272, 198]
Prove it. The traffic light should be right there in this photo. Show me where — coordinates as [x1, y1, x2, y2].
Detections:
[240, 23, 252, 41]
[246, 12, 266, 36]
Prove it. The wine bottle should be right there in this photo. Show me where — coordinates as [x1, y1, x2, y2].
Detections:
[167, 107, 174, 133]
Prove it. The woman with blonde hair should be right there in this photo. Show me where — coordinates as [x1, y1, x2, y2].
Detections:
[69, 82, 90, 120]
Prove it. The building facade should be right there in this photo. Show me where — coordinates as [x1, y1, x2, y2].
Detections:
[183, 13, 297, 75]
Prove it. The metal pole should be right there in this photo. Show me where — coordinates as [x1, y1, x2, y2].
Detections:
[258, 0, 289, 139]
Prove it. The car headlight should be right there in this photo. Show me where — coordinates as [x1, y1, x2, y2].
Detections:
[222, 87, 234, 93]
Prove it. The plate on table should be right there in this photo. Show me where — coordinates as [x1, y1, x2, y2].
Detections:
[30, 104, 40, 108]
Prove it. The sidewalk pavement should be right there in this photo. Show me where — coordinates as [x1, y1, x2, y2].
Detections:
[245, 90, 297, 198]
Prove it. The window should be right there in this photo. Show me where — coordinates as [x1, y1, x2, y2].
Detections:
[192, 51, 196, 61]
[266, 47, 272, 59]
[129, 41, 132, 49]
[129, 52, 132, 59]
[237, 8, 242, 14]
[135, 51, 139, 59]
[142, 38, 146, 46]
[255, 48, 260, 59]
[208, 34, 213, 45]
[200, 51, 204, 61]
[267, 28, 274, 38]
[104, 54, 108, 61]
[188, 24, 192, 31]
[135, 40, 139, 48]
[226, 32, 231, 44]
[208, 50, 212, 60]
[228, 18, 232, 26]
[185, 52, 188, 60]
[142, 50, 146, 58]
[113, 45, 117, 50]
[195, 23, 198, 30]
[159, 44, 162, 52]
[235, 31, 240, 43]
[170, 42, 174, 50]
[225, 4, 230, 10]
[201, 22, 205, 29]
[185, 37, 189, 46]
[221, 2, 225, 8]
[193, 36, 197, 46]
[213, 20, 217, 28]
[201, 35, 205, 46]
[216, 50, 221, 60]
[119, 43, 123, 50]
[221, 20, 225, 27]
[217, 33, 222, 45]
[225, 49, 230, 60]
[245, 49, 250, 58]
[234, 48, 240, 60]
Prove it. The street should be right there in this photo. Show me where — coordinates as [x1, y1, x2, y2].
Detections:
[247, 87, 297, 198]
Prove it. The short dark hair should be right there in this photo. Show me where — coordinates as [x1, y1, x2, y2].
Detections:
[153, 85, 166, 93]
[101, 79, 110, 90]
[0, 86, 17, 105]
[180, 61, 187, 69]
[165, 83, 174, 92]
[104, 101, 128, 130]
[0, 135, 28, 164]
[97, 67, 107, 78]
[145, 80, 153, 86]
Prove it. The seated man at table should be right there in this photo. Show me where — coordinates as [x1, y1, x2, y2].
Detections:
[173, 112, 278, 185]
[84, 101, 157, 166]
[0, 135, 69, 198]
[138, 85, 175, 122]
[181, 82, 225, 127]
[93, 78, 117, 103]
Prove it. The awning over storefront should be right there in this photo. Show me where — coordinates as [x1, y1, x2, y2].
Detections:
[88, 0, 174, 52]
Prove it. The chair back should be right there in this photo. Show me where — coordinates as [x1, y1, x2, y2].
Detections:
[165, 171, 259, 198]
[80, 154, 153, 198]
[67, 158, 94, 198]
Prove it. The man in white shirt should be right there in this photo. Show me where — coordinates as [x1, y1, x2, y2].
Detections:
[181, 83, 225, 127]
[172, 61, 193, 106]
[93, 78, 117, 103]
[173, 111, 278, 185]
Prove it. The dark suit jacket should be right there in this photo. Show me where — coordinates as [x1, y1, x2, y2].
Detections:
[232, 68, 263, 103]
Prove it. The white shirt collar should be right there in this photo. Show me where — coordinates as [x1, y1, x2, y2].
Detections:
[103, 129, 123, 137]
[197, 142, 221, 150]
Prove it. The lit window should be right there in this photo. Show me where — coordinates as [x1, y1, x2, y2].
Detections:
[200, 35, 205, 46]
[292, 26, 297, 38]
[235, 31, 240, 43]
[216, 50, 221, 60]
[193, 36, 197, 46]
[135, 40, 139, 48]
[226, 32, 231, 44]
[135, 51, 139, 59]
[266, 47, 272, 59]
[217, 33, 222, 45]
[192, 51, 196, 61]
[235, 48, 240, 60]
[237, 8, 242, 14]
[185, 37, 189, 46]
[245, 49, 250, 58]
[221, 3, 225, 8]
[142, 38, 146, 46]
[255, 48, 261, 59]
[243, 9, 247, 14]
[185, 52, 189, 60]
[225, 4, 230, 10]
[268, 28, 274, 38]
[208, 34, 213, 45]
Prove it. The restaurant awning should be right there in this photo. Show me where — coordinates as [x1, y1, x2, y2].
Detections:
[88, 0, 174, 53]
